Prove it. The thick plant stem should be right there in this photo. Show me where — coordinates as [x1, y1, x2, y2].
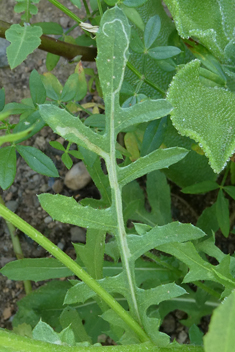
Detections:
[0, 203, 149, 343]
[0, 195, 32, 294]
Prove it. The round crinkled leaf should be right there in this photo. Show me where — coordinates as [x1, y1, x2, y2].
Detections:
[167, 60, 235, 173]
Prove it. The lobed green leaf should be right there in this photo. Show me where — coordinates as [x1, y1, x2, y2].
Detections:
[38, 194, 116, 231]
[6, 24, 42, 69]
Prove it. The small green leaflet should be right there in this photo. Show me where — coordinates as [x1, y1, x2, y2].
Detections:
[148, 46, 181, 60]
[144, 15, 161, 49]
[216, 189, 230, 237]
[29, 69, 46, 106]
[69, 0, 82, 9]
[14, 0, 40, 22]
[0, 146, 16, 190]
[120, 5, 144, 31]
[0, 88, 5, 111]
[182, 181, 220, 194]
[6, 24, 42, 69]
[16, 145, 59, 177]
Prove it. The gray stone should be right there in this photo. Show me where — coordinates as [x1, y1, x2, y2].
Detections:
[34, 136, 47, 151]
[57, 241, 65, 251]
[59, 17, 69, 28]
[44, 216, 53, 224]
[64, 162, 91, 190]
[52, 179, 63, 194]
[161, 314, 175, 333]
[177, 330, 188, 344]
[6, 201, 18, 213]
[70, 227, 86, 243]
[0, 38, 9, 68]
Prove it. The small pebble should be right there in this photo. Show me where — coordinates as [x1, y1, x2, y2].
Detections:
[40, 184, 48, 193]
[52, 179, 63, 194]
[34, 136, 47, 151]
[44, 216, 52, 224]
[32, 174, 40, 183]
[5, 192, 13, 201]
[57, 241, 65, 250]
[70, 227, 86, 243]
[161, 314, 175, 333]
[177, 330, 188, 344]
[6, 201, 18, 213]
[64, 162, 91, 190]
[59, 17, 69, 28]
[10, 186, 17, 193]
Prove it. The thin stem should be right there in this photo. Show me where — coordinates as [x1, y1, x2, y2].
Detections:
[97, 0, 103, 17]
[126, 62, 165, 97]
[0, 203, 149, 343]
[221, 161, 230, 187]
[47, 0, 82, 24]
[82, 0, 91, 16]
[64, 24, 79, 35]
[193, 281, 220, 299]
[144, 251, 182, 276]
[0, 195, 32, 294]
[171, 193, 199, 220]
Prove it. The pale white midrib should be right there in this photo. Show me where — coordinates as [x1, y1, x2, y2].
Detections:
[107, 93, 141, 325]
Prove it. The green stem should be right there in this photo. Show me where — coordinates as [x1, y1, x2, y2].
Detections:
[97, 0, 103, 17]
[144, 251, 182, 276]
[126, 62, 165, 97]
[47, 0, 82, 23]
[0, 195, 32, 295]
[64, 24, 79, 35]
[193, 281, 220, 299]
[0, 203, 149, 343]
[82, 0, 91, 16]
[221, 161, 230, 187]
